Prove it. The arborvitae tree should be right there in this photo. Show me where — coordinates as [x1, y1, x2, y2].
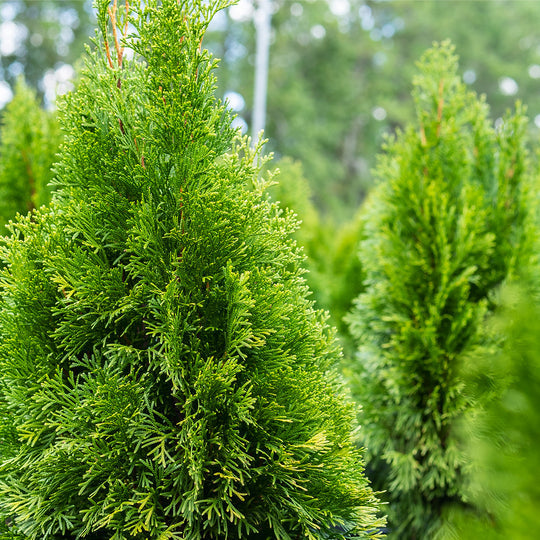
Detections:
[266, 158, 323, 298]
[319, 213, 366, 356]
[266, 158, 320, 246]
[0, 78, 61, 230]
[346, 42, 536, 538]
[0, 1, 382, 538]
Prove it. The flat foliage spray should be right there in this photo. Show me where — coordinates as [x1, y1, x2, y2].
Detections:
[346, 42, 536, 538]
[0, 1, 382, 538]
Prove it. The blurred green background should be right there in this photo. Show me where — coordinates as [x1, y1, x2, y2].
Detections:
[4, 0, 540, 341]
[3, 0, 540, 217]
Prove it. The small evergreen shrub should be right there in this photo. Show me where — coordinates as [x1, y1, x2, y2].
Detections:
[320, 213, 366, 355]
[0, 1, 382, 538]
[346, 42, 536, 538]
[0, 78, 61, 230]
[266, 158, 320, 249]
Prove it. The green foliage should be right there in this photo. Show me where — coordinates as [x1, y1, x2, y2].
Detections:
[0, 1, 382, 538]
[266, 157, 320, 252]
[315, 212, 366, 355]
[346, 42, 537, 538]
[441, 284, 540, 539]
[0, 78, 61, 230]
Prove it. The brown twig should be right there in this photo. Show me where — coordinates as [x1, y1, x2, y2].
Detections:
[104, 34, 114, 69]
[123, 0, 130, 42]
[106, 0, 130, 69]
[108, 0, 123, 68]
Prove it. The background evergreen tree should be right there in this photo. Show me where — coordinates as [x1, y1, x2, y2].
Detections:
[0, 1, 382, 538]
[346, 42, 536, 538]
[266, 157, 320, 260]
[0, 78, 61, 230]
[317, 212, 366, 356]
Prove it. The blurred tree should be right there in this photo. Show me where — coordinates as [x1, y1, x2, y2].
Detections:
[267, 157, 365, 354]
[266, 157, 320, 251]
[205, 0, 540, 217]
[346, 42, 538, 538]
[0, 77, 61, 231]
[319, 210, 366, 353]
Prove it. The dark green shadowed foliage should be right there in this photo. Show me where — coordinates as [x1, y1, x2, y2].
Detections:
[0, 78, 61, 230]
[0, 1, 383, 539]
[346, 42, 537, 539]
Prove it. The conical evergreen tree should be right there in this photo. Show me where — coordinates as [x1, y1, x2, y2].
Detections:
[0, 78, 61, 230]
[346, 42, 536, 538]
[0, 1, 382, 538]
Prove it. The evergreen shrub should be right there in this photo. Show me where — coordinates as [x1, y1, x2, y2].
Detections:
[0, 1, 382, 538]
[0, 78, 61, 230]
[346, 41, 536, 538]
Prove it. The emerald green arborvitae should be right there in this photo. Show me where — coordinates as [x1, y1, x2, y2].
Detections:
[0, 78, 61, 230]
[346, 42, 536, 538]
[0, 1, 382, 538]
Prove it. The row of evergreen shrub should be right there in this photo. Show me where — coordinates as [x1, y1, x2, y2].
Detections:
[0, 1, 538, 539]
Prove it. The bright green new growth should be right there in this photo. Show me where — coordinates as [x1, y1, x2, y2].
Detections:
[0, 1, 382, 538]
[0, 78, 61, 230]
[346, 42, 536, 538]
